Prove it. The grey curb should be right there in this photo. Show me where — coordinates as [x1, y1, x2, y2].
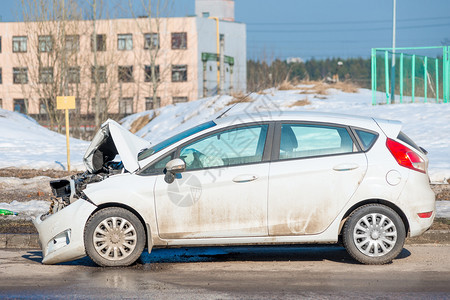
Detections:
[0, 234, 40, 249]
[0, 230, 449, 250]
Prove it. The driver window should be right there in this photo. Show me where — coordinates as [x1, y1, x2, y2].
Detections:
[180, 125, 268, 170]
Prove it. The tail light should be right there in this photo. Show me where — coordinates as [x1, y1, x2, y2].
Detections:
[386, 138, 426, 173]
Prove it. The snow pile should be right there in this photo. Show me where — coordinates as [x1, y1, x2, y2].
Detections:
[0, 109, 89, 170]
[0, 200, 50, 218]
[0, 176, 52, 194]
[121, 88, 450, 183]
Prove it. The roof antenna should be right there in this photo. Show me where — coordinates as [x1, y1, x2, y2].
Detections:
[216, 92, 253, 119]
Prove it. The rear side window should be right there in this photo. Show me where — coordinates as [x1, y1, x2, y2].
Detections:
[397, 131, 423, 153]
[355, 129, 378, 151]
[279, 124, 355, 160]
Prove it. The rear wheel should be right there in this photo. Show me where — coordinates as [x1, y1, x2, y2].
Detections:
[84, 207, 145, 267]
[343, 204, 405, 265]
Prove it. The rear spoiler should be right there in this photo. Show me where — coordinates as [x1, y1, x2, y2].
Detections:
[373, 118, 402, 139]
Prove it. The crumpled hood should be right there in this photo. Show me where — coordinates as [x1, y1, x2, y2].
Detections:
[83, 119, 151, 173]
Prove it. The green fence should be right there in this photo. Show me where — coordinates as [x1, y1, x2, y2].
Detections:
[371, 46, 450, 105]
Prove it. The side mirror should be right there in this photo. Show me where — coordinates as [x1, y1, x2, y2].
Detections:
[164, 158, 186, 184]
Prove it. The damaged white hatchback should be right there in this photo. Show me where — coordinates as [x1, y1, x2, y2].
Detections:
[33, 111, 435, 266]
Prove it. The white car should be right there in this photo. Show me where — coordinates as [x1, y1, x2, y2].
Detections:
[33, 111, 435, 266]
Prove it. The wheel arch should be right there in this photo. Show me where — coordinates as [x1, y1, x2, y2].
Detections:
[339, 199, 410, 236]
[91, 202, 152, 249]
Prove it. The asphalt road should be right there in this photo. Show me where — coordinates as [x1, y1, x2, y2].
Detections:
[0, 245, 449, 299]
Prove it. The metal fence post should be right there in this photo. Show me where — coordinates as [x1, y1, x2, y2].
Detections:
[400, 53, 404, 103]
[371, 48, 377, 105]
[385, 51, 390, 104]
[412, 54, 416, 103]
[435, 58, 439, 102]
[424, 56, 428, 103]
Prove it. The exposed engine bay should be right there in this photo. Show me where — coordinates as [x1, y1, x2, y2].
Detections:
[40, 120, 151, 220]
[43, 126, 127, 219]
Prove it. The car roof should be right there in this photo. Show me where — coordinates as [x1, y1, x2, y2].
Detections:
[214, 111, 378, 127]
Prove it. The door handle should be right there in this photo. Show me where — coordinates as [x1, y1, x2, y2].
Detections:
[233, 174, 258, 183]
[333, 163, 359, 171]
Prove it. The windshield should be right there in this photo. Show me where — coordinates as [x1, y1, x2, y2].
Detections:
[138, 120, 216, 161]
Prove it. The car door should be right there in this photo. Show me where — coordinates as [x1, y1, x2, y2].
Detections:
[268, 122, 368, 236]
[154, 123, 272, 239]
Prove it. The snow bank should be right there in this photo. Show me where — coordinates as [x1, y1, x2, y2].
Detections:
[0, 200, 50, 218]
[0, 109, 89, 171]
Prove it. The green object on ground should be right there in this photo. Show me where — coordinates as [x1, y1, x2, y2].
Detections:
[0, 209, 18, 216]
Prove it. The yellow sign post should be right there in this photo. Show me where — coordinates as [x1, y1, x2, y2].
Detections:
[56, 96, 76, 172]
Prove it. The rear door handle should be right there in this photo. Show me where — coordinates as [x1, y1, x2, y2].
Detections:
[233, 174, 258, 183]
[333, 163, 359, 171]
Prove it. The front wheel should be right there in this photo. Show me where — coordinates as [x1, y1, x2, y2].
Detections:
[343, 204, 406, 265]
[84, 207, 146, 267]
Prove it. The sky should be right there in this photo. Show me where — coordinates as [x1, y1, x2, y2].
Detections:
[1, 0, 450, 60]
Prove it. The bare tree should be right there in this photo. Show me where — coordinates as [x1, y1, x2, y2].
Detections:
[18, 0, 83, 132]
[129, 0, 175, 110]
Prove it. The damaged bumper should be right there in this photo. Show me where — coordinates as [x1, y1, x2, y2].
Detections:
[33, 199, 97, 264]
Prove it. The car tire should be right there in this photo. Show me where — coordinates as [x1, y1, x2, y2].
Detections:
[343, 204, 406, 265]
[84, 207, 146, 267]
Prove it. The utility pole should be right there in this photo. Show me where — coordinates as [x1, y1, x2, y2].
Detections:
[390, 0, 396, 103]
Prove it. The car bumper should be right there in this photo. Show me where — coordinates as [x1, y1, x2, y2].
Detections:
[33, 199, 97, 264]
[399, 178, 436, 238]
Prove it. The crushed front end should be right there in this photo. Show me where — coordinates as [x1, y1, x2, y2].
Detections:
[33, 119, 150, 264]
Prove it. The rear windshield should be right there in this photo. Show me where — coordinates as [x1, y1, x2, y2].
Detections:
[138, 120, 216, 161]
[397, 131, 424, 154]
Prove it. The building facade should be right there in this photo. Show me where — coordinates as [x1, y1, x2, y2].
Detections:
[0, 6, 246, 117]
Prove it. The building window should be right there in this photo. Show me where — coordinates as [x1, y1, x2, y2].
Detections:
[65, 35, 80, 52]
[144, 65, 160, 82]
[172, 32, 187, 49]
[91, 97, 107, 113]
[13, 36, 27, 53]
[0, 36, 2, 53]
[172, 65, 187, 82]
[38, 35, 53, 53]
[118, 66, 133, 82]
[39, 98, 53, 114]
[119, 97, 133, 114]
[0, 68, 2, 84]
[68, 67, 80, 84]
[91, 66, 107, 83]
[14, 99, 27, 113]
[118, 34, 132, 51]
[144, 33, 159, 49]
[13, 67, 28, 84]
[0, 99, 2, 109]
[173, 96, 188, 104]
[145, 97, 160, 110]
[39, 67, 53, 83]
[91, 34, 106, 52]
[171, 32, 187, 49]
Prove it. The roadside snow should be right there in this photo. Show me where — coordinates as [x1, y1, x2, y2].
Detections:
[0, 200, 50, 218]
[0, 109, 88, 171]
[436, 201, 450, 219]
[0, 176, 52, 194]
